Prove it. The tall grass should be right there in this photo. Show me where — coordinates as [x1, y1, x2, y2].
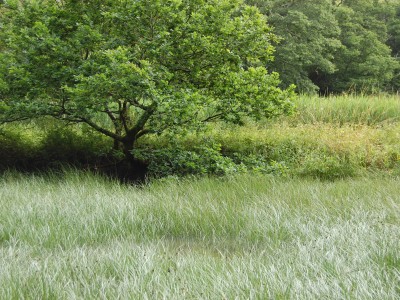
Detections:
[0, 172, 399, 298]
[136, 94, 400, 178]
[288, 94, 400, 125]
[140, 121, 400, 179]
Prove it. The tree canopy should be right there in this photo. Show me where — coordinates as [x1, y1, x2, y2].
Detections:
[247, 0, 342, 93]
[247, 0, 400, 93]
[0, 0, 295, 159]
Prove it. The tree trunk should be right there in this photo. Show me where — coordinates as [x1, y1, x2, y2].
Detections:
[119, 139, 148, 182]
[113, 139, 121, 151]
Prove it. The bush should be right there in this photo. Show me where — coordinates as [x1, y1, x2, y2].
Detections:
[133, 143, 239, 178]
[133, 142, 288, 178]
[0, 124, 112, 172]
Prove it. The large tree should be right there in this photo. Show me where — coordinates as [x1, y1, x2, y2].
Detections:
[0, 0, 294, 168]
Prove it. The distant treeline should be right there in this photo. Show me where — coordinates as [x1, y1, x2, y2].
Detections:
[246, 0, 400, 94]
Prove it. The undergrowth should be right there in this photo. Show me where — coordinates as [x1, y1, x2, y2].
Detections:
[1, 95, 400, 180]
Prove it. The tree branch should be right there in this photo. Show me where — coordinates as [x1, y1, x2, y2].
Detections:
[125, 104, 156, 140]
[66, 115, 124, 141]
[202, 112, 224, 122]
[103, 107, 120, 129]
[120, 100, 130, 133]
[128, 98, 154, 111]
[136, 128, 155, 139]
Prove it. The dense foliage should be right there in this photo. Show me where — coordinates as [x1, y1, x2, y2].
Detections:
[0, 0, 294, 164]
[247, 0, 400, 93]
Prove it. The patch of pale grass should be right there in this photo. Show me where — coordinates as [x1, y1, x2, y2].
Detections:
[290, 94, 400, 125]
[0, 172, 399, 299]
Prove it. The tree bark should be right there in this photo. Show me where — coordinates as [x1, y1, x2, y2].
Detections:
[119, 138, 148, 182]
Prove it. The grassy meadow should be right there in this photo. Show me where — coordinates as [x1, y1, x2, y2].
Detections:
[0, 172, 399, 299]
[1, 94, 400, 298]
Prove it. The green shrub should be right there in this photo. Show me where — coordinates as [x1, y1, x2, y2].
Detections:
[133, 141, 288, 178]
[0, 124, 112, 172]
[134, 143, 240, 178]
[230, 153, 288, 176]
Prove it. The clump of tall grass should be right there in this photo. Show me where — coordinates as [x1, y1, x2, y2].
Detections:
[0, 122, 111, 172]
[287, 94, 400, 125]
[0, 172, 399, 298]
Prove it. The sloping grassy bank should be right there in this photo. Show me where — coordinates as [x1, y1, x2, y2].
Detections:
[0, 172, 399, 298]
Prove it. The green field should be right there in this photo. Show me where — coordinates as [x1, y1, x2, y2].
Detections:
[0, 172, 399, 299]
